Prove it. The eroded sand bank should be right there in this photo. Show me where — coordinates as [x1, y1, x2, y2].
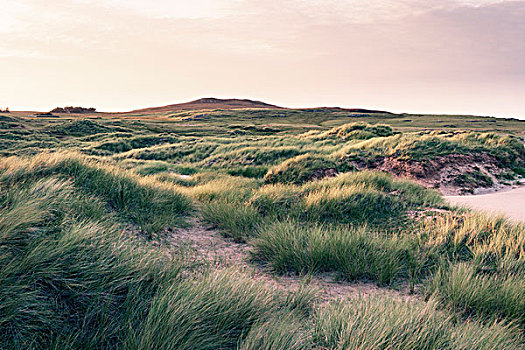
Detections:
[445, 186, 525, 222]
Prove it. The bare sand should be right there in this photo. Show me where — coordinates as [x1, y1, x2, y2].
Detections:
[445, 186, 525, 222]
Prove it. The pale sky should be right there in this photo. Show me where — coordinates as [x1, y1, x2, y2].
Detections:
[1, 0, 524, 118]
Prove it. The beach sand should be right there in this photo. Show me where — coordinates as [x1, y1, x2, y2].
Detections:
[445, 186, 525, 222]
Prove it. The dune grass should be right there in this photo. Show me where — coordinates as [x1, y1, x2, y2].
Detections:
[0, 158, 313, 349]
[127, 269, 311, 350]
[1, 111, 524, 348]
[0, 177, 184, 348]
[417, 212, 525, 271]
[314, 122, 397, 140]
[0, 152, 192, 233]
[253, 221, 418, 285]
[264, 153, 342, 185]
[200, 199, 262, 241]
[313, 296, 523, 350]
[196, 170, 443, 245]
[338, 131, 524, 172]
[426, 263, 525, 326]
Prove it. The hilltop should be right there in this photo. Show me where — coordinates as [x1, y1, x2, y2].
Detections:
[124, 98, 397, 115]
[127, 97, 283, 113]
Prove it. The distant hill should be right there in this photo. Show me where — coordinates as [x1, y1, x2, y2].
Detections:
[36, 98, 395, 115]
[299, 107, 394, 114]
[128, 98, 283, 113]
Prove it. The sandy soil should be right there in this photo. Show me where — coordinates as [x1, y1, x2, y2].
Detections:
[166, 217, 415, 303]
[445, 185, 525, 222]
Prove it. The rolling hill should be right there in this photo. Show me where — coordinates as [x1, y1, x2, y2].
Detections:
[127, 97, 283, 113]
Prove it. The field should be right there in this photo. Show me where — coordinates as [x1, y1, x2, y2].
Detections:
[1, 101, 525, 349]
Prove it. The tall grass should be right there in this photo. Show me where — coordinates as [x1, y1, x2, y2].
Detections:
[301, 183, 406, 225]
[198, 170, 442, 243]
[418, 212, 525, 271]
[253, 221, 418, 285]
[315, 122, 396, 140]
[0, 152, 192, 232]
[0, 161, 314, 349]
[127, 269, 307, 350]
[0, 177, 184, 348]
[312, 296, 523, 350]
[419, 212, 525, 326]
[189, 176, 258, 202]
[303, 170, 444, 207]
[264, 153, 340, 185]
[427, 263, 525, 326]
[257, 171, 442, 226]
[238, 315, 309, 350]
[201, 199, 262, 241]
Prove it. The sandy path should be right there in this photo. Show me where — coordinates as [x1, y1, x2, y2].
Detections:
[445, 186, 525, 222]
[167, 217, 415, 303]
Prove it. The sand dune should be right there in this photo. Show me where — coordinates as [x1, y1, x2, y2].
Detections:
[446, 186, 525, 222]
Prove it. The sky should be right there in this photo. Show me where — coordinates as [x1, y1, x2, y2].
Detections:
[1, 0, 524, 118]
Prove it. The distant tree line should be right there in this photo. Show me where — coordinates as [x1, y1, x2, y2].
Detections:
[51, 106, 96, 113]
[0, 107, 10, 113]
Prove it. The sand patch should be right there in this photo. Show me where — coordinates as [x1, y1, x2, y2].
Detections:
[446, 185, 525, 222]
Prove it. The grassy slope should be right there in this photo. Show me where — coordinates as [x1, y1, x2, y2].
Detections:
[1, 108, 524, 348]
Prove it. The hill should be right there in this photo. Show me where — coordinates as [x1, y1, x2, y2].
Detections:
[124, 98, 396, 115]
[127, 97, 283, 113]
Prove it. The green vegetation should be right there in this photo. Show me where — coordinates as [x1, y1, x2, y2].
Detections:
[427, 263, 525, 326]
[453, 170, 494, 193]
[314, 122, 396, 140]
[0, 107, 524, 348]
[313, 297, 522, 350]
[264, 153, 349, 185]
[0, 152, 191, 233]
[253, 222, 416, 285]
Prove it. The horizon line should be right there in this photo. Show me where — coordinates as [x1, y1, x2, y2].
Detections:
[3, 96, 525, 120]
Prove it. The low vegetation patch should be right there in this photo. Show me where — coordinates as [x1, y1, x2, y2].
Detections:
[253, 221, 417, 285]
[317, 122, 396, 140]
[45, 120, 122, 137]
[427, 263, 525, 326]
[264, 153, 346, 185]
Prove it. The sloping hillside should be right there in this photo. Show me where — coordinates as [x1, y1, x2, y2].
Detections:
[127, 97, 283, 113]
